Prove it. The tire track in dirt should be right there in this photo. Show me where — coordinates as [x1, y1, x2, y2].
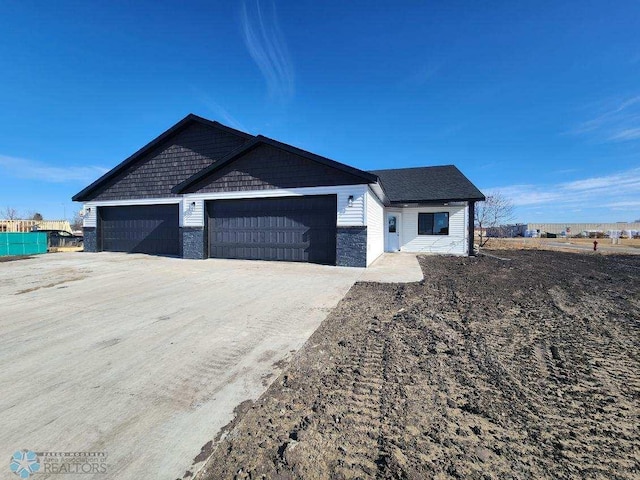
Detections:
[196, 251, 640, 480]
[331, 315, 386, 478]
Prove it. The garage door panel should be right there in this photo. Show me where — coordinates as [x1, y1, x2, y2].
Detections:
[99, 205, 179, 256]
[207, 196, 337, 265]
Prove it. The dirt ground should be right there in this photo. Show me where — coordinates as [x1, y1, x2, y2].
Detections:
[479, 237, 640, 254]
[196, 250, 639, 480]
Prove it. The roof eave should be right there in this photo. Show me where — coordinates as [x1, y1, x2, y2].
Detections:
[369, 182, 390, 206]
[389, 196, 486, 205]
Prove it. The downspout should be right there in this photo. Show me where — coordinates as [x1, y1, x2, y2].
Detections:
[468, 201, 475, 256]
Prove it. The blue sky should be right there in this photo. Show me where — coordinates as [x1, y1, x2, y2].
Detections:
[1, 1, 639, 223]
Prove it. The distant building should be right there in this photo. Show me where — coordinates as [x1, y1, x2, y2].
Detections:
[487, 222, 640, 238]
[527, 222, 640, 237]
[486, 224, 527, 238]
[0, 220, 72, 233]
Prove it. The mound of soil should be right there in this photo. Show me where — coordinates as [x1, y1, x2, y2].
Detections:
[196, 250, 639, 480]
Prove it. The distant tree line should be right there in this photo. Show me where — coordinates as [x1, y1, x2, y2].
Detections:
[1, 207, 45, 221]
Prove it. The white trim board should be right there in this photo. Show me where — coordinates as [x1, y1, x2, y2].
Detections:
[182, 185, 369, 201]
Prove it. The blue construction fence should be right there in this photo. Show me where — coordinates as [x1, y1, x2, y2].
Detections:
[0, 232, 48, 256]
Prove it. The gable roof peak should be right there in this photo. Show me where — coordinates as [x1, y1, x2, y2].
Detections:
[180, 113, 254, 139]
[72, 114, 253, 202]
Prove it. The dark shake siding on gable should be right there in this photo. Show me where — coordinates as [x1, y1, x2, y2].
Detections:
[87, 123, 248, 201]
[184, 143, 370, 194]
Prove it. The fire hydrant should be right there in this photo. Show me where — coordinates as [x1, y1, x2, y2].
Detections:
[593, 240, 598, 251]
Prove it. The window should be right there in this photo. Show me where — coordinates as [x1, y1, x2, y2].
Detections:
[418, 212, 449, 235]
[388, 216, 397, 233]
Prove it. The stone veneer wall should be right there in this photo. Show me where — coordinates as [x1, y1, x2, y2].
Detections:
[336, 226, 367, 267]
[83, 227, 97, 252]
[181, 227, 205, 259]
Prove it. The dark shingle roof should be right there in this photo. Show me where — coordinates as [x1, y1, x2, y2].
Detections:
[370, 165, 485, 203]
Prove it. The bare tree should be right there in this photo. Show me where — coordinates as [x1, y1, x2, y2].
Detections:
[1, 206, 19, 220]
[71, 210, 83, 231]
[474, 192, 515, 247]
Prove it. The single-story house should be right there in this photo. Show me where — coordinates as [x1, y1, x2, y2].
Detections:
[73, 114, 485, 267]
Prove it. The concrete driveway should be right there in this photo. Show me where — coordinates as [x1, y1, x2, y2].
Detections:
[0, 253, 363, 479]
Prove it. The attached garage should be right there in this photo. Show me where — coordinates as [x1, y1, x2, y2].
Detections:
[74, 114, 485, 264]
[98, 205, 179, 256]
[207, 195, 337, 265]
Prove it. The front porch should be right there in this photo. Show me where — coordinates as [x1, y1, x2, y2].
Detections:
[383, 203, 473, 256]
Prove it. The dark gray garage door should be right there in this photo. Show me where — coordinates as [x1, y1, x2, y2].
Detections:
[207, 196, 337, 265]
[98, 205, 179, 256]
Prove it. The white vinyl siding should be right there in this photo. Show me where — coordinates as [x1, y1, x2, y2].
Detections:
[82, 204, 97, 228]
[365, 189, 384, 265]
[337, 187, 365, 226]
[182, 200, 205, 228]
[399, 205, 468, 255]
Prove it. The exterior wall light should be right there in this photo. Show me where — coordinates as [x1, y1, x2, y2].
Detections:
[348, 195, 354, 207]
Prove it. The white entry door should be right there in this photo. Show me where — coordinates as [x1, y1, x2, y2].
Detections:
[385, 213, 401, 252]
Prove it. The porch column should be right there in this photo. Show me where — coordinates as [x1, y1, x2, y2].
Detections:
[468, 201, 475, 256]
